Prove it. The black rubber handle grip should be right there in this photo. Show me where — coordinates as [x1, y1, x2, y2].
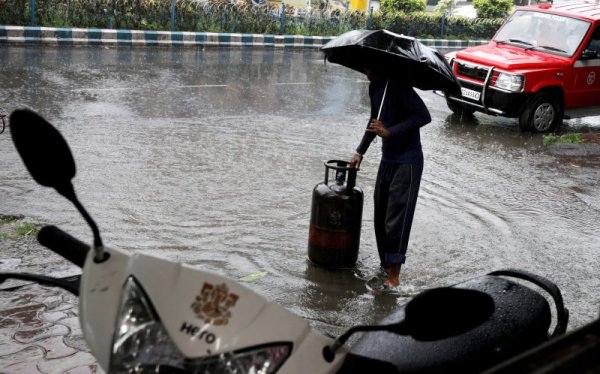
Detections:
[37, 225, 90, 268]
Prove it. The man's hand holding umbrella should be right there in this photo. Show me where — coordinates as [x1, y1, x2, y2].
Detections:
[366, 119, 390, 139]
[350, 119, 390, 169]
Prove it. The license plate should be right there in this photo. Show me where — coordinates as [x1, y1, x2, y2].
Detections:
[461, 87, 481, 101]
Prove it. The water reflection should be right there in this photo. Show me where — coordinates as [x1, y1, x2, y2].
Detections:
[301, 262, 403, 338]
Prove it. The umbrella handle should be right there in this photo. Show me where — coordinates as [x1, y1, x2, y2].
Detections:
[376, 80, 389, 121]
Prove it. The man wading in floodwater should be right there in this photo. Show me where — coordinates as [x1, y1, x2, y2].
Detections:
[349, 66, 431, 290]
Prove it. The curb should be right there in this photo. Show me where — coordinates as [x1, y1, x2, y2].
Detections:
[0, 25, 488, 49]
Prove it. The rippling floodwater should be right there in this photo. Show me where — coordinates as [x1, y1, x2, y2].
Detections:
[1, 46, 598, 337]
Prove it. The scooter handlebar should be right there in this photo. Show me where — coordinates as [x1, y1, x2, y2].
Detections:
[38, 225, 90, 268]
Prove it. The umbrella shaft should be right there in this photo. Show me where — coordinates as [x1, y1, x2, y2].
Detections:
[377, 80, 389, 120]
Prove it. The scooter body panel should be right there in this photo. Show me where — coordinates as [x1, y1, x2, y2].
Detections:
[79, 247, 345, 372]
[79, 247, 131, 368]
[351, 275, 552, 373]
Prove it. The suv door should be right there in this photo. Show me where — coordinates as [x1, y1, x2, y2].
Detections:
[572, 25, 600, 108]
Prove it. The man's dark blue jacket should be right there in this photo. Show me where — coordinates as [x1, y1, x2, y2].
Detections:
[356, 78, 431, 163]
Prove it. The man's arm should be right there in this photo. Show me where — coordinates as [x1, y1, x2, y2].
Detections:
[356, 123, 376, 155]
[386, 87, 431, 138]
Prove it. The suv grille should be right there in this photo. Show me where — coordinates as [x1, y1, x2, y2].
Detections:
[456, 61, 490, 81]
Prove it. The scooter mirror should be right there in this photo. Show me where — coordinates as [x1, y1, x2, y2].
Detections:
[10, 109, 77, 201]
[9, 109, 106, 260]
[399, 287, 495, 341]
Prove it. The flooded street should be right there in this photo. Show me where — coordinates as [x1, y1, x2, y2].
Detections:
[1, 43, 599, 346]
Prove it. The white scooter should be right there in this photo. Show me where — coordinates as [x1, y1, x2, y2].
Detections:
[1, 109, 570, 373]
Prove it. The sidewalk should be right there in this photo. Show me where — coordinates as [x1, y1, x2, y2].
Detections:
[0, 218, 99, 373]
[0, 283, 101, 373]
[0, 25, 488, 49]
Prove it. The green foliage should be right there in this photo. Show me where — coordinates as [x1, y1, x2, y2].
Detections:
[283, 7, 368, 36]
[446, 15, 503, 39]
[543, 133, 583, 146]
[14, 222, 39, 236]
[0, 0, 503, 39]
[435, 0, 455, 15]
[0, 0, 367, 36]
[376, 11, 501, 39]
[0, 216, 20, 225]
[0, 216, 39, 240]
[381, 0, 426, 14]
[0, 0, 30, 25]
[472, 0, 512, 19]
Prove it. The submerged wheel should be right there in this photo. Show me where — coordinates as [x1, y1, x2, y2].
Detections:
[446, 97, 475, 117]
[519, 93, 562, 133]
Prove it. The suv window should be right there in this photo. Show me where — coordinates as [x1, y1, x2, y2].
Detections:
[584, 27, 600, 58]
[494, 10, 591, 56]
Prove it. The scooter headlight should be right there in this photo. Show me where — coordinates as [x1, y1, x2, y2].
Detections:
[110, 276, 292, 373]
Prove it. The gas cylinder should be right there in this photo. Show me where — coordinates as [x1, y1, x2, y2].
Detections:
[308, 160, 363, 268]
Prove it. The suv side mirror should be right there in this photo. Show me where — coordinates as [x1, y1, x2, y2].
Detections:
[580, 48, 598, 59]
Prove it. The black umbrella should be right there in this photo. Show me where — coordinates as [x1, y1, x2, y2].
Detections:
[321, 29, 460, 93]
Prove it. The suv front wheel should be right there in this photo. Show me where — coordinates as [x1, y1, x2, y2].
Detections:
[519, 93, 562, 133]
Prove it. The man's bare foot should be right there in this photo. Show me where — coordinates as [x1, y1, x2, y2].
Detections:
[383, 264, 401, 287]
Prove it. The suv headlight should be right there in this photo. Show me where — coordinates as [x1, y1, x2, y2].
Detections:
[444, 55, 454, 66]
[110, 276, 292, 373]
[495, 73, 524, 92]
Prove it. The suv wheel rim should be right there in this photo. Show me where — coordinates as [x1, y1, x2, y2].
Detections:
[533, 103, 555, 131]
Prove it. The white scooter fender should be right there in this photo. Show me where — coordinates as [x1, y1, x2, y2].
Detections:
[80, 246, 346, 373]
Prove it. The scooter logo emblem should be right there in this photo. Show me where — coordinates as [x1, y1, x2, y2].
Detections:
[191, 282, 239, 326]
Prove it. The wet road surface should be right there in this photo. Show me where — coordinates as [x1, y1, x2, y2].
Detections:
[1, 46, 599, 370]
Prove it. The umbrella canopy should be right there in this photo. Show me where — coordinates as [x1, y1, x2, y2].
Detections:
[321, 29, 460, 93]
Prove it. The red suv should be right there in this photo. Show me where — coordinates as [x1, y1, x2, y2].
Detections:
[444, 1, 600, 132]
